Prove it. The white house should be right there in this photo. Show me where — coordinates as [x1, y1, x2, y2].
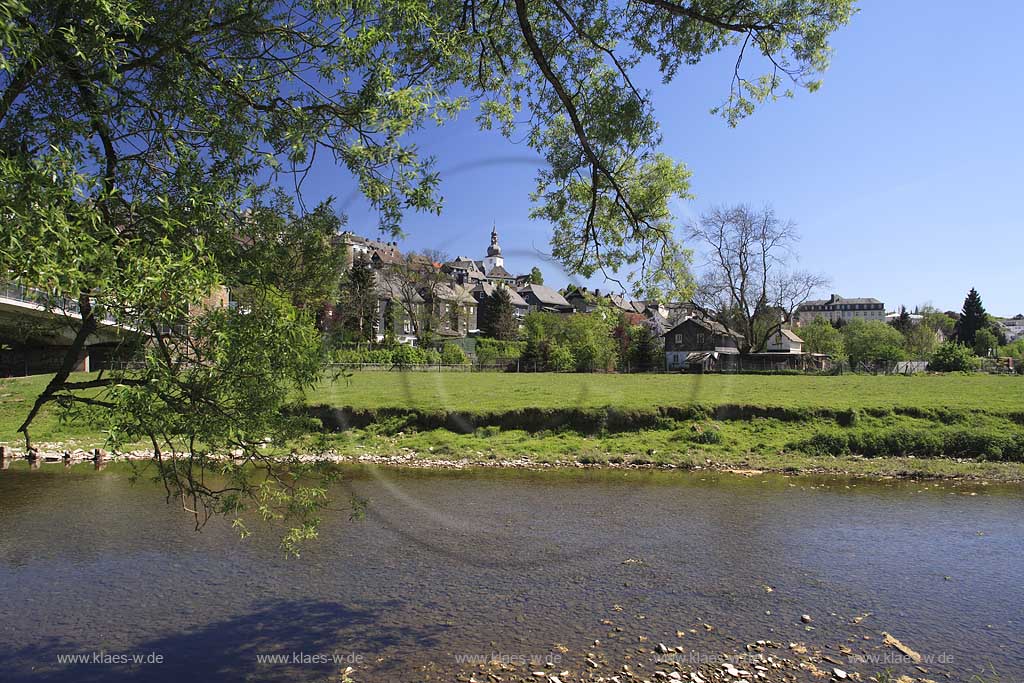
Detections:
[765, 329, 804, 353]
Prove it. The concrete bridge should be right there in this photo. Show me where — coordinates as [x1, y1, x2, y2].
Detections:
[0, 282, 140, 375]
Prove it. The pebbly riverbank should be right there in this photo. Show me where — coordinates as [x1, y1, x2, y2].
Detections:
[3, 441, 1024, 484]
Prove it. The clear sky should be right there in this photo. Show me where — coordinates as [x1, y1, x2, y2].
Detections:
[295, 0, 1024, 316]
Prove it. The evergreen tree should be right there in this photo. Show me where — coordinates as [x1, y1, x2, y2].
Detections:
[529, 266, 544, 285]
[889, 305, 913, 335]
[480, 287, 518, 340]
[338, 257, 378, 342]
[956, 288, 988, 346]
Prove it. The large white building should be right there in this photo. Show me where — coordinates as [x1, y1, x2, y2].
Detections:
[795, 294, 886, 326]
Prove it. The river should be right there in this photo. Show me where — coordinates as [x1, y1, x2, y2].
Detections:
[0, 463, 1021, 681]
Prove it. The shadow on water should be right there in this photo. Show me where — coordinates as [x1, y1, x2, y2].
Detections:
[1, 598, 442, 682]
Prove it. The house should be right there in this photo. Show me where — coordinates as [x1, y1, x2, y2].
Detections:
[795, 294, 885, 326]
[997, 314, 1024, 342]
[334, 231, 405, 270]
[662, 317, 741, 371]
[565, 287, 598, 313]
[374, 273, 423, 345]
[471, 282, 530, 321]
[517, 283, 574, 314]
[765, 329, 804, 353]
[425, 282, 478, 337]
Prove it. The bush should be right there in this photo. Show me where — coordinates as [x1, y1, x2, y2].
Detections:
[440, 344, 468, 364]
[929, 341, 980, 372]
[390, 344, 417, 366]
[548, 342, 576, 372]
[475, 338, 526, 365]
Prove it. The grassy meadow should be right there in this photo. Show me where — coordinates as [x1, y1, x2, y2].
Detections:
[3, 371, 1024, 480]
[314, 371, 1024, 413]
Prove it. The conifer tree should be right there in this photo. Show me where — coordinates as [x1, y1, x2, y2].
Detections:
[957, 288, 988, 346]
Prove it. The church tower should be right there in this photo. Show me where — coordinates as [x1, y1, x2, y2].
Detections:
[482, 224, 504, 275]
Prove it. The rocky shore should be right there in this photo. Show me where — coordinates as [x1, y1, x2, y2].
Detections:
[419, 621, 944, 683]
[2, 442, 1020, 485]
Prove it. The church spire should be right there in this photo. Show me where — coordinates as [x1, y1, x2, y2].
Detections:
[487, 224, 501, 257]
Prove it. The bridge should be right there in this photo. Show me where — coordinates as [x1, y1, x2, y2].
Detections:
[0, 282, 141, 376]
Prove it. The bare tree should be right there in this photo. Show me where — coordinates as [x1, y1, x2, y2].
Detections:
[687, 204, 827, 353]
[385, 252, 451, 345]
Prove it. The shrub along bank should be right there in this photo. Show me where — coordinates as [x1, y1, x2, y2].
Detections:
[309, 402, 1024, 464]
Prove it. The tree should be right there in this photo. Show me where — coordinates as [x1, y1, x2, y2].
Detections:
[918, 305, 956, 338]
[842, 320, 906, 366]
[889, 306, 913, 335]
[2, 0, 854, 543]
[386, 253, 449, 346]
[688, 204, 828, 353]
[440, 343, 468, 364]
[336, 257, 379, 344]
[529, 267, 544, 285]
[929, 342, 980, 372]
[956, 288, 988, 346]
[902, 323, 939, 360]
[973, 328, 998, 357]
[799, 318, 845, 359]
[479, 287, 518, 340]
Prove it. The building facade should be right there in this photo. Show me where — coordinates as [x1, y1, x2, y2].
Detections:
[662, 317, 741, 370]
[795, 294, 885, 326]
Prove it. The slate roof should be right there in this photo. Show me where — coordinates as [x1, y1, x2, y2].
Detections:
[801, 295, 882, 307]
[518, 284, 572, 308]
[485, 264, 515, 280]
[663, 315, 744, 340]
[780, 329, 803, 342]
[376, 274, 424, 303]
[431, 282, 477, 304]
[472, 282, 529, 308]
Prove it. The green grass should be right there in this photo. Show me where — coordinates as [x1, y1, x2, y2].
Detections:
[313, 371, 1024, 413]
[0, 374, 110, 449]
[4, 371, 1024, 481]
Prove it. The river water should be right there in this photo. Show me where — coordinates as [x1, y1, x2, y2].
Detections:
[0, 463, 1021, 681]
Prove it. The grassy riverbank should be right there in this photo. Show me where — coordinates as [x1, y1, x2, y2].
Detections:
[3, 371, 1024, 480]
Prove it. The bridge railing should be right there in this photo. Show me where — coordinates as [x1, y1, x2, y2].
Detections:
[1, 281, 124, 327]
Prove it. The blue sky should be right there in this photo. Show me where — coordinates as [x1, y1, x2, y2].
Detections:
[297, 0, 1024, 316]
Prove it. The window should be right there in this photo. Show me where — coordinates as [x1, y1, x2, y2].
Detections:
[696, 332, 705, 346]
[674, 333, 682, 344]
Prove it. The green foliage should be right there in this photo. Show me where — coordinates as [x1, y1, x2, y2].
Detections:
[478, 286, 518, 340]
[621, 321, 664, 372]
[475, 338, 526, 366]
[957, 288, 988, 345]
[901, 323, 939, 360]
[973, 328, 998, 357]
[548, 342, 576, 372]
[528, 266, 544, 285]
[929, 341, 981, 372]
[389, 344, 441, 367]
[799, 318, 846, 358]
[1, 0, 855, 542]
[920, 307, 956, 337]
[103, 290, 331, 554]
[842, 320, 906, 365]
[521, 307, 618, 372]
[795, 426, 1024, 461]
[440, 343, 468, 365]
[335, 256, 379, 344]
[1000, 339, 1024, 372]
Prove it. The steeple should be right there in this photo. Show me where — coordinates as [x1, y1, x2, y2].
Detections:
[487, 224, 502, 257]
[482, 223, 505, 275]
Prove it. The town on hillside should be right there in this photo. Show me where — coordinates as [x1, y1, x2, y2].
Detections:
[313, 227, 1022, 375]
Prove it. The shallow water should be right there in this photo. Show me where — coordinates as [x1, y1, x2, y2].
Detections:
[0, 463, 1022, 681]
